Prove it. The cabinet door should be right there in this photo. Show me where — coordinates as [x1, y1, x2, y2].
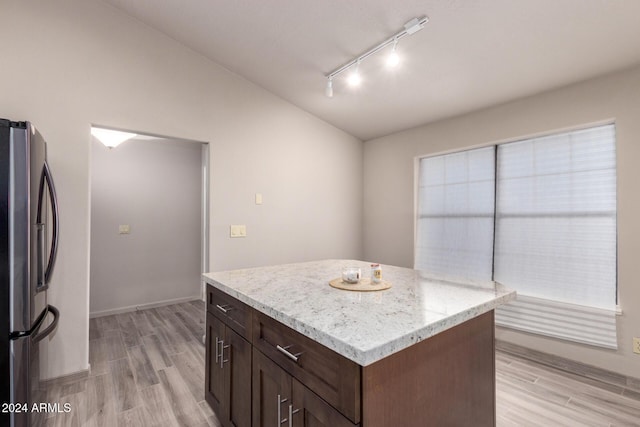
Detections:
[252, 350, 292, 427]
[225, 328, 252, 427]
[291, 379, 358, 427]
[205, 312, 227, 418]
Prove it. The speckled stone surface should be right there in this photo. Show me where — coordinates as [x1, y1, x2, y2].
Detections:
[203, 260, 516, 366]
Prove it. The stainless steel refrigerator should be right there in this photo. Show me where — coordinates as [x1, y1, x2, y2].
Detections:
[1, 119, 60, 427]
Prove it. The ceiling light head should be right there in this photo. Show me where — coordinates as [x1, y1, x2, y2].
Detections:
[325, 78, 333, 98]
[387, 38, 400, 67]
[91, 127, 137, 148]
[348, 61, 362, 86]
[347, 72, 361, 87]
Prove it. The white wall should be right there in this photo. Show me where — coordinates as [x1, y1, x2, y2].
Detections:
[90, 138, 202, 315]
[363, 65, 640, 378]
[0, 0, 363, 378]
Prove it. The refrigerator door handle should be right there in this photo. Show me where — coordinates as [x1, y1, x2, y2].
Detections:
[8, 305, 48, 340]
[39, 160, 59, 286]
[32, 305, 59, 343]
[36, 222, 46, 287]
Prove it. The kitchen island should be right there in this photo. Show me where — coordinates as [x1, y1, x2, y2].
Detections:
[203, 260, 516, 427]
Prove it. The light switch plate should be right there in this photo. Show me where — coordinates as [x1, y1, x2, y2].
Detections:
[255, 193, 263, 205]
[230, 224, 247, 238]
[634, 337, 640, 354]
[119, 224, 130, 234]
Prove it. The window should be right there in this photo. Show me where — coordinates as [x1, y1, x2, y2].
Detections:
[415, 147, 495, 283]
[415, 124, 618, 348]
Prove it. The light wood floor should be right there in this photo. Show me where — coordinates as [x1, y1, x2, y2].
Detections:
[45, 302, 640, 426]
[46, 301, 221, 427]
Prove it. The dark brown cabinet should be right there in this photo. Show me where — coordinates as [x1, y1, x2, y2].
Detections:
[252, 350, 356, 427]
[205, 283, 496, 427]
[205, 312, 225, 412]
[205, 310, 252, 427]
[252, 311, 360, 423]
[252, 349, 291, 426]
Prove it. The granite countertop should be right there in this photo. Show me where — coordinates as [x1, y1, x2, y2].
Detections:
[203, 260, 516, 366]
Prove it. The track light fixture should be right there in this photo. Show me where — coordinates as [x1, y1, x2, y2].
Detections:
[325, 16, 428, 97]
[325, 77, 333, 98]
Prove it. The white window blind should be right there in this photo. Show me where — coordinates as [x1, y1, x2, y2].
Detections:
[494, 295, 618, 349]
[415, 146, 495, 283]
[494, 124, 617, 349]
[494, 124, 617, 310]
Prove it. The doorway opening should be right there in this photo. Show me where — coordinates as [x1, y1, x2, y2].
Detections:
[88, 126, 209, 317]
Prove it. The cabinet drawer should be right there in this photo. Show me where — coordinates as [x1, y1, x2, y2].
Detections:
[253, 311, 361, 424]
[207, 285, 252, 340]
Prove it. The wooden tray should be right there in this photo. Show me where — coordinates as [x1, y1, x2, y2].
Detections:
[329, 278, 392, 292]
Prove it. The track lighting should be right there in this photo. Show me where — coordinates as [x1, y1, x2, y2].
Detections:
[387, 38, 399, 67]
[324, 16, 428, 97]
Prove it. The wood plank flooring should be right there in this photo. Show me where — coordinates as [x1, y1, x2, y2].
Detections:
[46, 301, 219, 427]
[45, 302, 640, 426]
[496, 351, 640, 426]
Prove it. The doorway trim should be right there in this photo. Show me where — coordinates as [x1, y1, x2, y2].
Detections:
[201, 142, 210, 301]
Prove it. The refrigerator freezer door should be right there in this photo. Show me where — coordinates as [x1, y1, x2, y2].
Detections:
[8, 315, 50, 427]
[9, 334, 30, 427]
[28, 125, 48, 321]
[8, 124, 32, 335]
[8, 123, 48, 335]
[8, 305, 57, 427]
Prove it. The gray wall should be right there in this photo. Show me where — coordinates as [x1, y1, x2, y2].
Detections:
[0, 0, 363, 378]
[363, 65, 640, 378]
[90, 138, 202, 315]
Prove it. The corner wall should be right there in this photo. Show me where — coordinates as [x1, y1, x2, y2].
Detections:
[363, 65, 640, 378]
[0, 0, 363, 378]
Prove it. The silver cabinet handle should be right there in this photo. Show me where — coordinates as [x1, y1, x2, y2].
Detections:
[214, 337, 221, 364]
[276, 345, 302, 363]
[216, 304, 232, 313]
[277, 394, 281, 427]
[288, 404, 300, 427]
[277, 394, 288, 426]
[220, 343, 230, 369]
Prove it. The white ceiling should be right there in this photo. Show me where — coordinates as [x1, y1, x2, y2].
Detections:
[102, 0, 640, 140]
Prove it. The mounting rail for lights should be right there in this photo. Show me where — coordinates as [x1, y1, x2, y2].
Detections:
[325, 16, 429, 81]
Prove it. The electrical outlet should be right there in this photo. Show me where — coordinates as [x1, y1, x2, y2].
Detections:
[634, 337, 640, 354]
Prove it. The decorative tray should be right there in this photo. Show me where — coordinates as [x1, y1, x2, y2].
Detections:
[329, 278, 392, 292]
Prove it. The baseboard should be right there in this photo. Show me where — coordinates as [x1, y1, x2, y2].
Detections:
[90, 295, 202, 318]
[496, 340, 640, 393]
[42, 368, 90, 386]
